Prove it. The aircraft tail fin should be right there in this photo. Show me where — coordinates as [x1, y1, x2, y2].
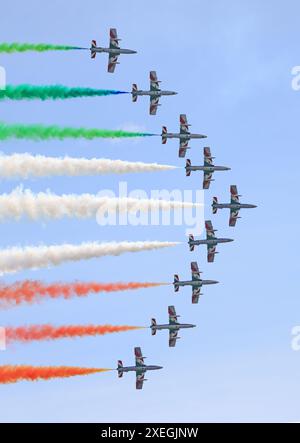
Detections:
[212, 197, 218, 214]
[173, 274, 180, 292]
[91, 40, 97, 59]
[188, 234, 195, 252]
[132, 84, 138, 102]
[151, 319, 157, 335]
[162, 126, 168, 144]
[186, 159, 191, 176]
[117, 360, 123, 378]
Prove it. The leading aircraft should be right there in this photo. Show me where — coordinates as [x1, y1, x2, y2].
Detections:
[173, 261, 218, 304]
[150, 305, 196, 347]
[188, 220, 234, 262]
[185, 147, 231, 189]
[90, 28, 137, 73]
[117, 347, 162, 390]
[132, 71, 177, 115]
[162, 114, 207, 158]
[212, 185, 257, 227]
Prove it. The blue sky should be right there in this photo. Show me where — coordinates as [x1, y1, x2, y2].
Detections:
[0, 0, 299, 423]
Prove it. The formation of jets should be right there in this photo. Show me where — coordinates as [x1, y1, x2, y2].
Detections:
[91, 29, 257, 389]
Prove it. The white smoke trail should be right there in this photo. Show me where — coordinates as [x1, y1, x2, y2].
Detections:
[0, 241, 179, 276]
[0, 188, 200, 221]
[0, 154, 177, 179]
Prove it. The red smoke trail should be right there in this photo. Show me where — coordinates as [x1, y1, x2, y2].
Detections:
[5, 324, 143, 344]
[0, 365, 111, 384]
[0, 281, 165, 308]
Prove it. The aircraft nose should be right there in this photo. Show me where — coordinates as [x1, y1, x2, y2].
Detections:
[156, 366, 163, 370]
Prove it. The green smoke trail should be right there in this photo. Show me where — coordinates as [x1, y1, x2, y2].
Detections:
[0, 43, 87, 53]
[0, 85, 128, 101]
[0, 122, 154, 141]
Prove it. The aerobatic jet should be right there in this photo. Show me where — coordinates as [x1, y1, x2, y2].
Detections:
[131, 71, 177, 115]
[117, 347, 162, 390]
[161, 114, 207, 158]
[90, 28, 137, 73]
[188, 220, 234, 263]
[150, 306, 196, 347]
[185, 147, 230, 189]
[173, 262, 218, 304]
[212, 185, 257, 227]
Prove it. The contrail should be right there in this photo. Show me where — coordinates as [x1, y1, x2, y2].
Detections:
[0, 241, 178, 276]
[0, 154, 177, 179]
[0, 365, 110, 385]
[5, 324, 143, 344]
[0, 43, 87, 53]
[0, 188, 199, 221]
[0, 122, 154, 141]
[0, 85, 127, 101]
[0, 281, 166, 308]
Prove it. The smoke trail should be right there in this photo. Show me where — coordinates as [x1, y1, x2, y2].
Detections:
[0, 188, 198, 221]
[0, 43, 86, 53]
[6, 324, 142, 344]
[0, 281, 165, 308]
[0, 365, 110, 384]
[0, 85, 127, 101]
[0, 122, 153, 141]
[0, 241, 178, 276]
[0, 154, 177, 179]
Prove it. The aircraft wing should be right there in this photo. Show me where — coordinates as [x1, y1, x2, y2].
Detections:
[205, 220, 216, 240]
[229, 208, 239, 227]
[136, 372, 145, 390]
[109, 28, 120, 49]
[192, 287, 201, 304]
[168, 305, 178, 324]
[150, 71, 160, 91]
[207, 244, 217, 263]
[191, 261, 201, 280]
[204, 147, 213, 165]
[169, 330, 178, 347]
[108, 53, 119, 73]
[230, 185, 240, 203]
[180, 114, 190, 134]
[203, 171, 213, 189]
[134, 347, 145, 367]
[150, 96, 160, 115]
[179, 139, 189, 158]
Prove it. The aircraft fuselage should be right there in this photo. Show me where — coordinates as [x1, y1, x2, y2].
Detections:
[175, 279, 218, 287]
[190, 238, 233, 246]
[165, 132, 207, 140]
[152, 323, 196, 331]
[118, 365, 162, 373]
[134, 90, 177, 97]
[186, 165, 230, 172]
[91, 47, 137, 55]
[213, 203, 257, 210]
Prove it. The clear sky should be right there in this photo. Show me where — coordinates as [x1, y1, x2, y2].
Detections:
[0, 0, 299, 423]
